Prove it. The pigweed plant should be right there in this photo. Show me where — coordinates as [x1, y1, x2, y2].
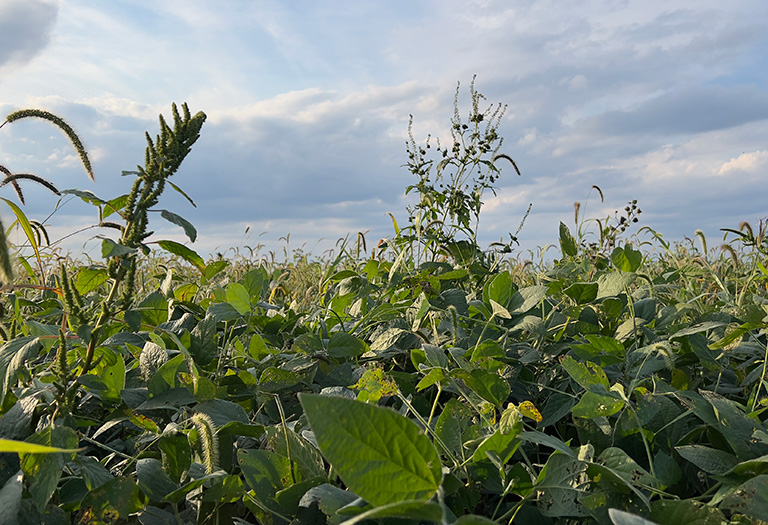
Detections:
[398, 76, 524, 269]
[0, 83, 767, 525]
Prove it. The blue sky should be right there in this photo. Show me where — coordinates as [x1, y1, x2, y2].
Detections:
[1, 0, 767, 261]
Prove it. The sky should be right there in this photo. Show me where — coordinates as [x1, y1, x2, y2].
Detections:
[1, 0, 767, 263]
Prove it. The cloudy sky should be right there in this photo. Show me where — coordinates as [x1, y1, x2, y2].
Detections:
[1, 0, 767, 262]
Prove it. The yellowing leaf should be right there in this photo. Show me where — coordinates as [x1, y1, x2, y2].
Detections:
[519, 401, 543, 422]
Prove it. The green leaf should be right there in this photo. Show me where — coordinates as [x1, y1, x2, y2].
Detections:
[159, 209, 197, 242]
[536, 452, 590, 517]
[226, 282, 251, 315]
[608, 509, 658, 525]
[490, 299, 511, 319]
[138, 291, 169, 326]
[75, 267, 109, 295]
[563, 282, 598, 304]
[157, 240, 205, 272]
[649, 499, 726, 525]
[483, 272, 516, 309]
[675, 445, 738, 475]
[596, 271, 637, 299]
[20, 426, 79, 511]
[453, 368, 510, 406]
[508, 285, 548, 314]
[435, 399, 481, 459]
[520, 431, 576, 458]
[80, 477, 143, 521]
[338, 500, 444, 525]
[611, 245, 643, 272]
[136, 458, 178, 502]
[0, 471, 22, 525]
[2, 197, 40, 267]
[299, 393, 442, 506]
[158, 427, 192, 484]
[327, 332, 368, 359]
[720, 475, 768, 521]
[238, 449, 293, 515]
[559, 221, 579, 257]
[571, 390, 625, 418]
[561, 355, 610, 389]
[100, 237, 135, 258]
[0, 438, 80, 454]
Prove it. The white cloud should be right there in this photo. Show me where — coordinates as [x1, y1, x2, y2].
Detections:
[718, 150, 768, 175]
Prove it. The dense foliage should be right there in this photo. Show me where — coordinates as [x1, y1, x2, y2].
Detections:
[0, 84, 767, 525]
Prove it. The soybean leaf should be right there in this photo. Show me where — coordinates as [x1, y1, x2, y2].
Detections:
[299, 393, 442, 506]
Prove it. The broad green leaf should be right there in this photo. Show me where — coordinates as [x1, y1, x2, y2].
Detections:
[675, 445, 738, 475]
[435, 399, 481, 459]
[157, 240, 205, 272]
[611, 244, 643, 272]
[238, 449, 294, 514]
[299, 393, 442, 506]
[224, 282, 250, 315]
[20, 426, 79, 511]
[559, 221, 579, 257]
[453, 368, 510, 407]
[190, 313, 218, 365]
[195, 399, 249, 427]
[0, 471, 22, 525]
[138, 290, 169, 326]
[136, 458, 178, 502]
[103, 193, 128, 218]
[483, 272, 515, 309]
[508, 285, 548, 314]
[561, 355, 610, 389]
[571, 390, 625, 418]
[298, 483, 358, 516]
[158, 427, 192, 484]
[159, 209, 197, 242]
[536, 452, 590, 517]
[720, 475, 768, 521]
[203, 259, 229, 282]
[608, 509, 658, 525]
[75, 267, 109, 295]
[80, 477, 143, 521]
[649, 499, 726, 525]
[490, 299, 511, 319]
[258, 367, 303, 392]
[563, 282, 598, 304]
[338, 500, 444, 525]
[472, 428, 520, 465]
[100, 237, 135, 258]
[328, 332, 368, 359]
[571, 335, 625, 361]
[596, 271, 637, 299]
[75, 456, 114, 491]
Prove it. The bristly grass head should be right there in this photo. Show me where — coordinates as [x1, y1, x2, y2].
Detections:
[4, 108, 94, 181]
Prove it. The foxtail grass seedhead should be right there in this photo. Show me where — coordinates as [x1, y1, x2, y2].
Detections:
[191, 412, 219, 474]
[4, 108, 94, 181]
[0, 165, 24, 204]
[0, 173, 60, 199]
